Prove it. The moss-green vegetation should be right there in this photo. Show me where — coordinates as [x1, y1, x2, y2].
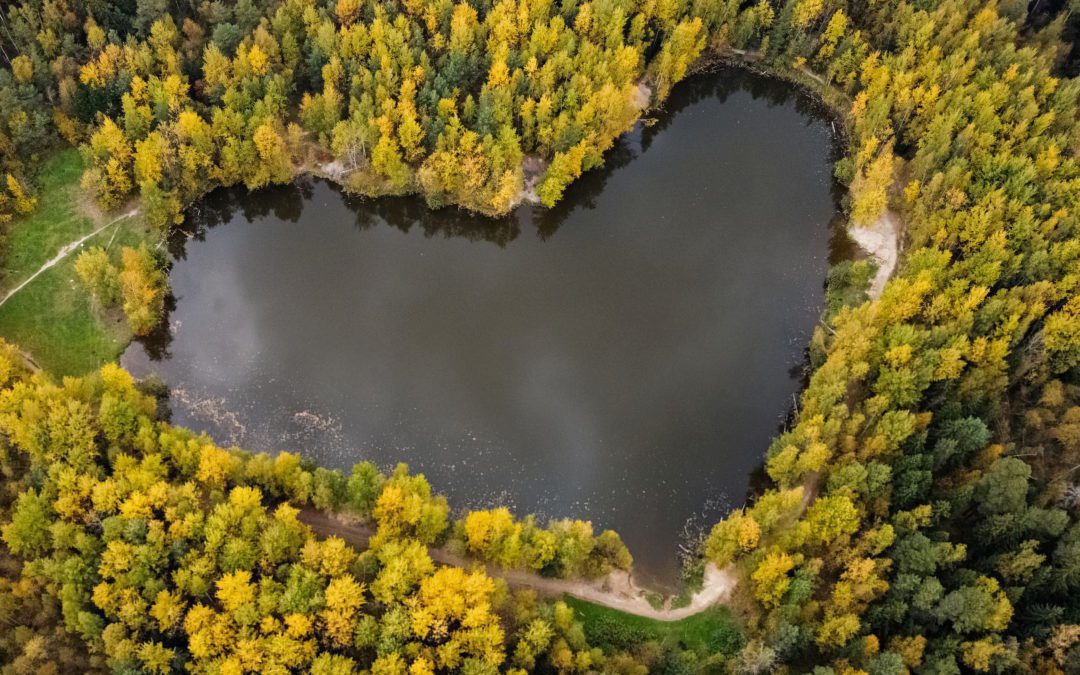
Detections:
[822, 258, 874, 318]
[0, 150, 152, 374]
[0, 149, 89, 286]
[0, 249, 127, 375]
[565, 596, 743, 657]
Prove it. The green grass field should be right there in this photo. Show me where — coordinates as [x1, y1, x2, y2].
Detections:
[565, 596, 743, 656]
[0, 149, 152, 375]
[0, 150, 94, 287]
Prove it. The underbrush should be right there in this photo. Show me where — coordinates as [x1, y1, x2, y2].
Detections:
[565, 596, 743, 658]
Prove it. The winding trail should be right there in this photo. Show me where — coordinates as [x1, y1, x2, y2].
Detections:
[298, 507, 737, 621]
[0, 208, 139, 308]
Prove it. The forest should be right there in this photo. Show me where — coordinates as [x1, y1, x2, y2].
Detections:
[0, 0, 1076, 672]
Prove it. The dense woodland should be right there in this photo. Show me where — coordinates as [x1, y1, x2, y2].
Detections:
[0, 0, 1076, 672]
[0, 349, 652, 672]
[699, 0, 1080, 671]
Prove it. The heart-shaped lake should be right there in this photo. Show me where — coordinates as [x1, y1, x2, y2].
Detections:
[122, 68, 846, 586]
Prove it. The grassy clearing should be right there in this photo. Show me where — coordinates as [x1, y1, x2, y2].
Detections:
[565, 596, 743, 656]
[0, 149, 153, 375]
[0, 150, 96, 286]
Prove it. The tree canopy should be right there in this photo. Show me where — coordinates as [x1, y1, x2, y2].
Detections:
[0, 0, 1077, 671]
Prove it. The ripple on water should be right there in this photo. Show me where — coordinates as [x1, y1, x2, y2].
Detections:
[122, 68, 843, 585]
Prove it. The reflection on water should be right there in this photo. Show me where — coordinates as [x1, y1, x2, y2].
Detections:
[124, 68, 844, 586]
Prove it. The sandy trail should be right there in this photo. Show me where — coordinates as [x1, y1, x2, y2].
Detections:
[848, 208, 901, 299]
[0, 208, 139, 308]
[298, 508, 736, 621]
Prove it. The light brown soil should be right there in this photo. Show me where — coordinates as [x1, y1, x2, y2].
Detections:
[848, 208, 902, 299]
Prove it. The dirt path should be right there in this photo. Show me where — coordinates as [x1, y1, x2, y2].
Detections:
[848, 208, 902, 299]
[0, 208, 139, 308]
[298, 508, 736, 621]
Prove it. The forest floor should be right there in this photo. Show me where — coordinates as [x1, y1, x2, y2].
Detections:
[563, 595, 743, 656]
[297, 507, 738, 622]
[0, 149, 151, 374]
[848, 208, 902, 299]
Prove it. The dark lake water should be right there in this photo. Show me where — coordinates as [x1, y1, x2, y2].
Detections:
[123, 69, 845, 586]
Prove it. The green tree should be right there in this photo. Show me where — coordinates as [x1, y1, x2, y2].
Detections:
[118, 244, 168, 336]
[75, 246, 121, 306]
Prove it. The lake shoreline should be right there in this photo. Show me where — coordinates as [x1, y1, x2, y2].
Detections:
[123, 65, 846, 587]
[9, 55, 890, 598]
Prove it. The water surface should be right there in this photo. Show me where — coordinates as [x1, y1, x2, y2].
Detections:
[124, 69, 843, 585]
